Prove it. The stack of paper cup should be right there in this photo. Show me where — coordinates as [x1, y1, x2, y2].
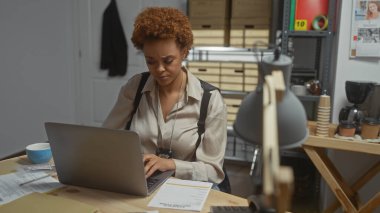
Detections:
[316, 95, 331, 137]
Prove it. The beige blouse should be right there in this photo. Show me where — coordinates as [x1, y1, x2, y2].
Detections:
[102, 68, 227, 184]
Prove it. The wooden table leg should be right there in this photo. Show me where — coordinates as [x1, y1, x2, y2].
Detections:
[325, 161, 380, 213]
[304, 145, 359, 213]
[359, 192, 380, 213]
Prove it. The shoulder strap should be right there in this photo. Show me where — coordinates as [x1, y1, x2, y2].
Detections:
[197, 80, 230, 193]
[195, 79, 219, 149]
[196, 81, 230, 193]
[125, 72, 150, 130]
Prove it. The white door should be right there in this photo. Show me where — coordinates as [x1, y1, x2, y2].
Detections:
[75, 0, 187, 126]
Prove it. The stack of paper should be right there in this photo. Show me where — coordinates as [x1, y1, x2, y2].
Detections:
[0, 171, 62, 205]
[148, 179, 212, 211]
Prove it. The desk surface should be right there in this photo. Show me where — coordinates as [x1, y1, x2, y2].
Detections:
[0, 156, 248, 213]
[304, 135, 380, 155]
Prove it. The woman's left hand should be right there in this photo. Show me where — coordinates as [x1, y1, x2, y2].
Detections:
[143, 154, 176, 178]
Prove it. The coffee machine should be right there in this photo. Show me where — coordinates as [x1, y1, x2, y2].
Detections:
[361, 83, 380, 119]
[339, 81, 375, 133]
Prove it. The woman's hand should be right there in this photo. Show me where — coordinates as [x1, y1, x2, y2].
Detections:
[143, 154, 176, 178]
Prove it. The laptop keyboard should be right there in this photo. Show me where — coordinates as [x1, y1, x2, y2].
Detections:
[146, 170, 163, 189]
[147, 176, 160, 189]
[146, 170, 174, 193]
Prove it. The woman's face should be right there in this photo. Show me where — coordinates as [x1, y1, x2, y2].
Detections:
[369, 3, 378, 13]
[142, 38, 185, 87]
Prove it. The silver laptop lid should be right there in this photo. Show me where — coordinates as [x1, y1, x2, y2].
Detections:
[44, 122, 150, 196]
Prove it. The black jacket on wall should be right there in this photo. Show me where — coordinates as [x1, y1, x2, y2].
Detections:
[100, 0, 128, 77]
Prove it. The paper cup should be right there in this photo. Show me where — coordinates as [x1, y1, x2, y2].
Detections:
[319, 95, 331, 108]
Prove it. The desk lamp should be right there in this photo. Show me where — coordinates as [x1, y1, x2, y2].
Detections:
[233, 48, 309, 212]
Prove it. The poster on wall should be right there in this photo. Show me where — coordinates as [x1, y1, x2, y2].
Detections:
[350, 0, 380, 57]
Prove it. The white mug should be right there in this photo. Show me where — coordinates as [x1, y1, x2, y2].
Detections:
[291, 85, 307, 96]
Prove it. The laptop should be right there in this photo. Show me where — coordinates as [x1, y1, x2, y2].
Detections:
[44, 122, 174, 196]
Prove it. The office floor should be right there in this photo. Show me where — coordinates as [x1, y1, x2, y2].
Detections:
[224, 159, 320, 213]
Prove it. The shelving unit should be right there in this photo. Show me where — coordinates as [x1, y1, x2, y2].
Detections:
[187, 3, 323, 210]
[281, 0, 336, 94]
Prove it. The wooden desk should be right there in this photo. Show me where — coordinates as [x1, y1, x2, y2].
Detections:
[303, 135, 380, 213]
[0, 156, 248, 213]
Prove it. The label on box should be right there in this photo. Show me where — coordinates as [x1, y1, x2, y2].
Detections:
[294, 20, 308, 31]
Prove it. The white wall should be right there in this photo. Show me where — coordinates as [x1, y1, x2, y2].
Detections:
[325, 0, 380, 212]
[332, 1, 380, 122]
[0, 0, 77, 158]
[0, 0, 187, 159]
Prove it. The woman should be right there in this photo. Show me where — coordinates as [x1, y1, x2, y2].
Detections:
[366, 1, 380, 20]
[103, 7, 227, 186]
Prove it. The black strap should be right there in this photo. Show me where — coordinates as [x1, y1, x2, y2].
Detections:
[195, 80, 219, 149]
[125, 72, 150, 130]
[196, 81, 230, 193]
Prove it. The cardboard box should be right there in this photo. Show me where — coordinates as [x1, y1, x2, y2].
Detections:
[243, 63, 258, 91]
[224, 97, 242, 125]
[231, 0, 271, 18]
[197, 75, 221, 87]
[187, 61, 221, 86]
[230, 28, 269, 48]
[244, 63, 259, 75]
[231, 18, 271, 29]
[190, 18, 228, 29]
[244, 84, 257, 92]
[230, 29, 269, 37]
[221, 62, 244, 76]
[192, 28, 230, 46]
[221, 83, 243, 91]
[188, 61, 220, 74]
[193, 38, 227, 47]
[221, 75, 243, 83]
[188, 61, 259, 92]
[188, 0, 230, 18]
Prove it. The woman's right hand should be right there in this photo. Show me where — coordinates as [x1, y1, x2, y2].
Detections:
[143, 154, 175, 178]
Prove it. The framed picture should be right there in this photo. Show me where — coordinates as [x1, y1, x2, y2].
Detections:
[350, 0, 380, 57]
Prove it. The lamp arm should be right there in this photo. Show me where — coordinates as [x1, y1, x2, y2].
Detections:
[261, 71, 294, 213]
[262, 74, 280, 196]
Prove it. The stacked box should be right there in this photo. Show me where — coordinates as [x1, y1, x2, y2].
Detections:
[220, 62, 258, 92]
[231, 0, 271, 18]
[187, 61, 221, 88]
[224, 97, 242, 126]
[243, 63, 259, 92]
[192, 27, 229, 47]
[188, 0, 229, 18]
[188, 0, 230, 46]
[220, 62, 244, 91]
[230, 0, 271, 47]
[188, 61, 259, 91]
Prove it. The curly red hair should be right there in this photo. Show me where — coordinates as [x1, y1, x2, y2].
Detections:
[131, 7, 193, 55]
